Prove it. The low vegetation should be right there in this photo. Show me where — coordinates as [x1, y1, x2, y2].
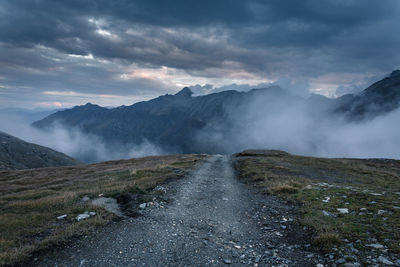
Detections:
[0, 154, 206, 266]
[235, 150, 400, 261]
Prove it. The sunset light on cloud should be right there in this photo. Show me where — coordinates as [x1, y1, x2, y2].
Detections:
[0, 1, 399, 108]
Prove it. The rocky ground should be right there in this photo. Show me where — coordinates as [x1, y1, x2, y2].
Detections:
[36, 155, 327, 266]
[235, 150, 400, 267]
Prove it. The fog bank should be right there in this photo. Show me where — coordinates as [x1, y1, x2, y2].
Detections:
[195, 89, 400, 159]
[0, 112, 165, 163]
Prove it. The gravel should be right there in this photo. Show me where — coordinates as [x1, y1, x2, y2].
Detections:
[37, 155, 326, 266]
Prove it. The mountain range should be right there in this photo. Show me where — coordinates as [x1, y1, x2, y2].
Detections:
[32, 70, 400, 158]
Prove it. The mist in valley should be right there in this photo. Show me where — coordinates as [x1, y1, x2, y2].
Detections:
[194, 87, 400, 159]
[0, 112, 166, 163]
[2, 84, 400, 163]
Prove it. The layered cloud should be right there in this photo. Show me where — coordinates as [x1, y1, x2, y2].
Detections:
[0, 0, 399, 107]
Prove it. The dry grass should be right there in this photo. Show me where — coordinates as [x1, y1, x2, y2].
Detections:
[235, 149, 400, 254]
[270, 184, 299, 194]
[313, 232, 342, 250]
[0, 154, 206, 266]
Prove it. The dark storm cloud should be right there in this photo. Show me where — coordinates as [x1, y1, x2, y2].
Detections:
[0, 0, 399, 107]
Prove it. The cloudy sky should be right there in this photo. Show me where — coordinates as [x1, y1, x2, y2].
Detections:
[0, 0, 399, 109]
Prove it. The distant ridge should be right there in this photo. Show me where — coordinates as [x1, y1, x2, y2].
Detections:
[0, 131, 80, 170]
[32, 70, 400, 156]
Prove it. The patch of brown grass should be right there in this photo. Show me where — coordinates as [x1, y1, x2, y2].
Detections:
[270, 184, 299, 194]
[313, 232, 341, 250]
[0, 154, 207, 266]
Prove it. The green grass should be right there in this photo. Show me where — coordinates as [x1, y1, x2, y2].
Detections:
[0, 154, 206, 266]
[235, 150, 400, 254]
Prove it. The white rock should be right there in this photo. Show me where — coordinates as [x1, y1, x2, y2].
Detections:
[359, 208, 367, 211]
[377, 210, 386, 215]
[322, 210, 332, 216]
[92, 197, 123, 216]
[76, 213, 90, 221]
[337, 208, 349, 214]
[377, 256, 393, 265]
[322, 197, 330, 203]
[57, 214, 67, 220]
[89, 212, 96, 216]
[366, 243, 384, 249]
[370, 193, 383, 196]
[223, 258, 231, 264]
[139, 203, 147, 209]
[316, 264, 324, 267]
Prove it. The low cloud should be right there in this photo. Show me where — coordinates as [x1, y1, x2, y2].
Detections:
[194, 89, 400, 159]
[0, 112, 165, 163]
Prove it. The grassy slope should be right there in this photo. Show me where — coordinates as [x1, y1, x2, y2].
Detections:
[235, 150, 400, 259]
[0, 154, 206, 266]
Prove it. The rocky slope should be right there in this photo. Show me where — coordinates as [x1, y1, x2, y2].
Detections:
[0, 131, 80, 170]
[336, 70, 400, 120]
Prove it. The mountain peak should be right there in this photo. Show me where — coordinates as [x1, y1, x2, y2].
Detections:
[390, 69, 400, 78]
[84, 102, 95, 106]
[174, 87, 193, 98]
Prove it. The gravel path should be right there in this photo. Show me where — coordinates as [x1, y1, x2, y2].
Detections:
[38, 155, 326, 266]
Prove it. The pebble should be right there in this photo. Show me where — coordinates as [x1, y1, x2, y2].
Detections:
[322, 197, 330, 203]
[337, 208, 349, 214]
[369, 193, 383, 196]
[223, 258, 232, 264]
[76, 211, 96, 221]
[76, 213, 90, 221]
[335, 258, 346, 264]
[322, 210, 332, 216]
[377, 256, 393, 265]
[366, 243, 384, 249]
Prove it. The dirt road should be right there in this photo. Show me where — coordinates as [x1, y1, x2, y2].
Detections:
[38, 155, 325, 266]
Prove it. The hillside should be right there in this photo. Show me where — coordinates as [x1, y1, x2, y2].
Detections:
[0, 154, 206, 265]
[235, 150, 400, 266]
[336, 70, 400, 119]
[0, 131, 80, 170]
